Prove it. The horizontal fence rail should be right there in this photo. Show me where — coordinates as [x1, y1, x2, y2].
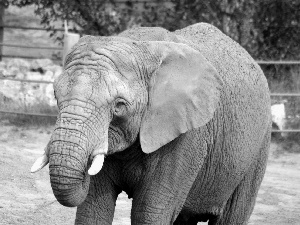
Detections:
[271, 129, 300, 133]
[0, 77, 54, 84]
[0, 109, 57, 117]
[0, 25, 71, 32]
[0, 54, 61, 61]
[270, 93, 300, 97]
[257, 61, 300, 65]
[0, 43, 62, 51]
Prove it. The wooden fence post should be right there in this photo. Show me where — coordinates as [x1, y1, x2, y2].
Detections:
[0, 4, 4, 61]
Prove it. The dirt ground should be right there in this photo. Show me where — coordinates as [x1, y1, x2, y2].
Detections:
[0, 120, 299, 225]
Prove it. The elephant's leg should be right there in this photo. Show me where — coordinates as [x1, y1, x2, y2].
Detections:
[75, 170, 121, 225]
[131, 136, 208, 224]
[211, 134, 269, 225]
[210, 171, 259, 225]
[173, 213, 200, 225]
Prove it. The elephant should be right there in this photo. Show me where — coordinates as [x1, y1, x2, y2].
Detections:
[31, 23, 271, 225]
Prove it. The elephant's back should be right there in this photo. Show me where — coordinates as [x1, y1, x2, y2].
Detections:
[118, 26, 181, 42]
[175, 23, 271, 214]
[174, 23, 271, 134]
[174, 23, 269, 99]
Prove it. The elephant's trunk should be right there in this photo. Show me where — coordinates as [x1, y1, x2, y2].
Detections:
[48, 126, 90, 207]
[47, 107, 110, 207]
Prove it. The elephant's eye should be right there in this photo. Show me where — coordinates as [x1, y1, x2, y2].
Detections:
[113, 98, 128, 117]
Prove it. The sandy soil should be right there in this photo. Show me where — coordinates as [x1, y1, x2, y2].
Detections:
[0, 120, 299, 225]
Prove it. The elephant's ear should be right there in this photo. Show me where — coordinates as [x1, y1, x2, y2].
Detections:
[140, 42, 221, 153]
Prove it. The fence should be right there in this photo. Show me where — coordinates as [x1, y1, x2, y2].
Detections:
[0, 25, 64, 61]
[0, 8, 300, 132]
[1, 61, 300, 133]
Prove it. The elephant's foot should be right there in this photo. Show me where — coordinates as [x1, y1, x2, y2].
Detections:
[212, 167, 266, 224]
[173, 217, 199, 225]
[212, 132, 269, 225]
[174, 212, 214, 225]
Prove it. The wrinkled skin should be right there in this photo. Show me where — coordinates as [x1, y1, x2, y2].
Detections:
[34, 23, 271, 224]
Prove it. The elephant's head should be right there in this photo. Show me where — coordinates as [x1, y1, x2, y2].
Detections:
[31, 35, 221, 207]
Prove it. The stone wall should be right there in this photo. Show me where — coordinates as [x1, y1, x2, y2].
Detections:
[0, 58, 62, 108]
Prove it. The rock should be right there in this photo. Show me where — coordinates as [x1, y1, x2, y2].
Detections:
[30, 59, 54, 72]
[0, 59, 30, 77]
[0, 92, 13, 103]
[15, 72, 26, 80]
[0, 58, 60, 108]
[0, 59, 30, 78]
[44, 84, 56, 106]
[41, 64, 62, 81]
[2, 66, 20, 77]
[25, 71, 44, 80]
[0, 61, 5, 68]
[0, 61, 6, 77]
[42, 70, 54, 82]
[0, 80, 23, 101]
[53, 66, 63, 80]
[0, 79, 56, 107]
[7, 58, 30, 74]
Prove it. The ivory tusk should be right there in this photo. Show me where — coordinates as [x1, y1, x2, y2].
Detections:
[88, 154, 105, 176]
[31, 154, 49, 173]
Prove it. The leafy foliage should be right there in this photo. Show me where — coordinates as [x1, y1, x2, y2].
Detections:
[164, 0, 300, 61]
[254, 0, 300, 60]
[5, 0, 300, 61]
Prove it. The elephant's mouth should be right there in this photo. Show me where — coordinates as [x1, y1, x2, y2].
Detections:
[39, 117, 110, 207]
[48, 137, 108, 207]
[31, 95, 127, 207]
[50, 165, 90, 207]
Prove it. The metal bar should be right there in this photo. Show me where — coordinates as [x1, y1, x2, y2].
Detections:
[257, 61, 300, 65]
[1, 25, 65, 32]
[0, 77, 54, 84]
[0, 25, 78, 33]
[271, 130, 300, 133]
[0, 109, 57, 117]
[1, 54, 61, 61]
[0, 43, 62, 50]
[271, 93, 300, 97]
